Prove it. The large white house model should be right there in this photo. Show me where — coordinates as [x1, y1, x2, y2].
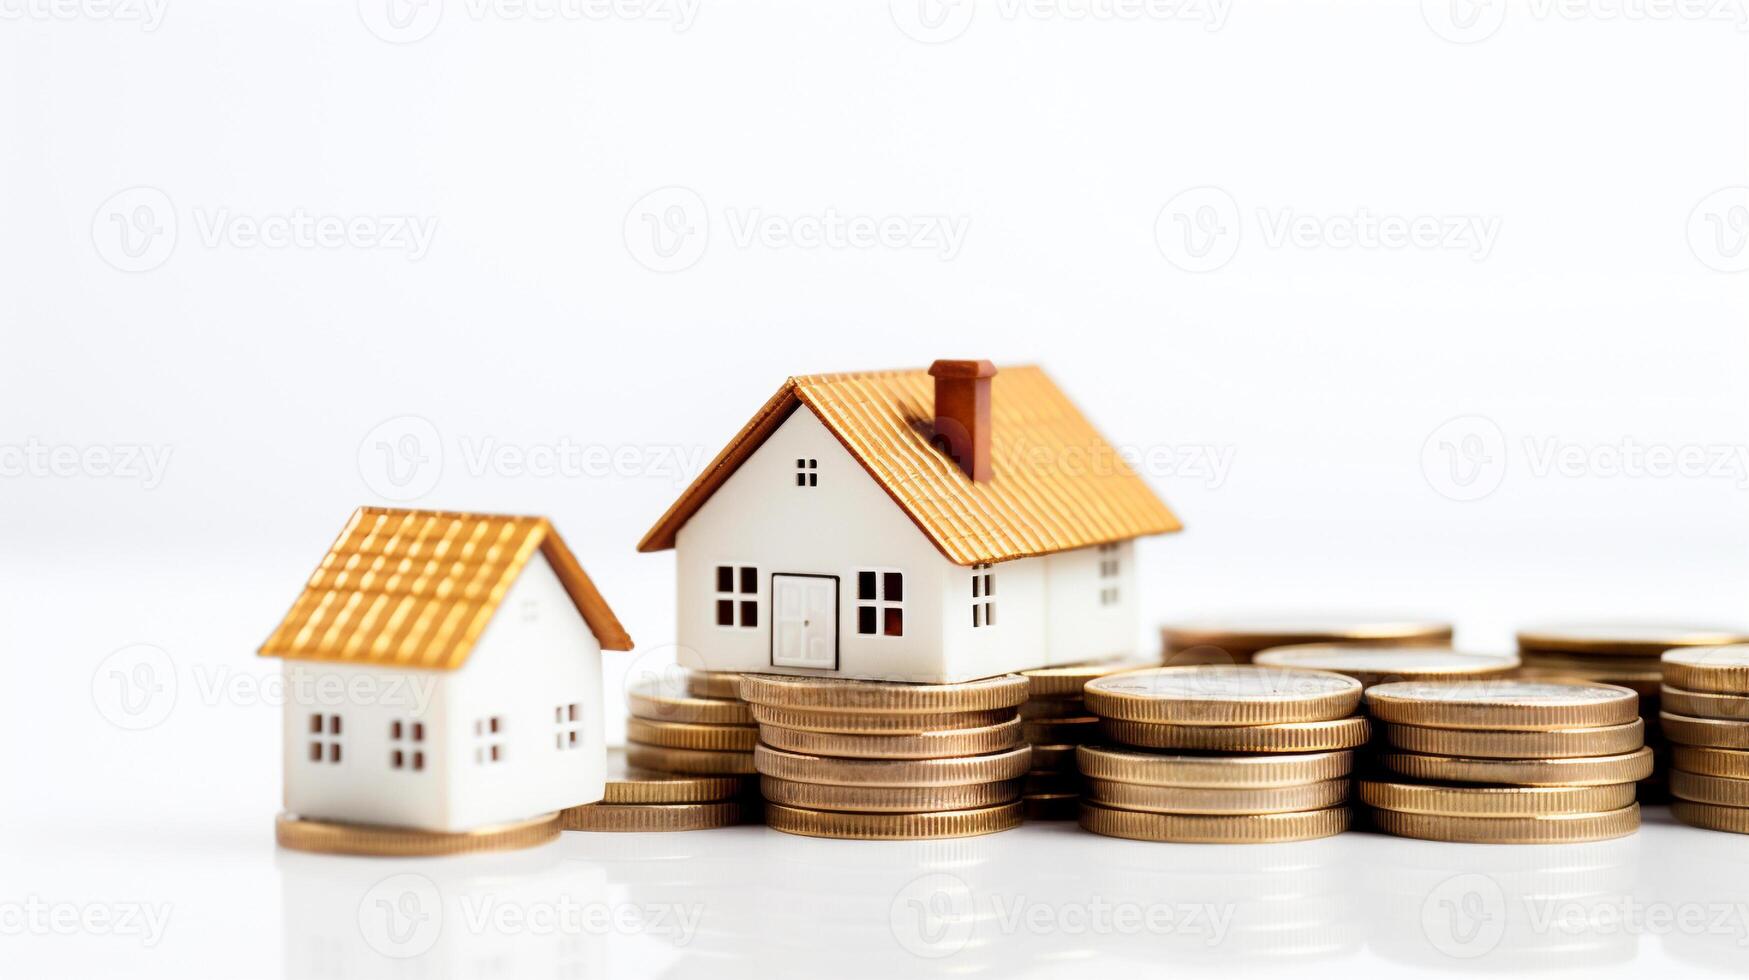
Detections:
[639, 360, 1182, 683]
[259, 507, 633, 833]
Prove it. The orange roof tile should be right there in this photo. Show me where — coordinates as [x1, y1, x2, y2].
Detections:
[638, 365, 1182, 565]
[260, 507, 632, 671]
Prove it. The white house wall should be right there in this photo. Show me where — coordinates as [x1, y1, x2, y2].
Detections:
[937, 554, 1049, 679]
[1043, 539, 1138, 664]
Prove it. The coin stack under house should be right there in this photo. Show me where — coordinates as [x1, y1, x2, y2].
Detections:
[1077, 665, 1367, 843]
[744, 674, 1033, 840]
[620, 671, 760, 805]
[1661, 646, 1749, 835]
[1515, 624, 1749, 801]
[1363, 679, 1649, 843]
[560, 747, 757, 832]
[1017, 661, 1149, 819]
[1161, 617, 1454, 666]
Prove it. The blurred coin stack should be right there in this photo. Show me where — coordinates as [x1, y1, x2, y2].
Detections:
[1077, 665, 1366, 842]
[1016, 661, 1148, 819]
[1363, 679, 1648, 843]
[622, 671, 760, 792]
[1254, 644, 1518, 689]
[743, 674, 1032, 839]
[1161, 616, 1453, 666]
[1516, 625, 1749, 800]
[1662, 646, 1749, 835]
[561, 747, 756, 832]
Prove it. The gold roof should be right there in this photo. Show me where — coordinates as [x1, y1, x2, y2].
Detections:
[638, 365, 1182, 565]
[260, 507, 632, 671]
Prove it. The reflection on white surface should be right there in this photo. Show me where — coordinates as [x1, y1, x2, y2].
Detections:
[237, 808, 1749, 979]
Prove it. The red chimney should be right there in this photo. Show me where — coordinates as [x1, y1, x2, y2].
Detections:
[928, 359, 996, 482]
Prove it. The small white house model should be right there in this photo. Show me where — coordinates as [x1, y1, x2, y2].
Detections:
[259, 507, 633, 833]
[639, 360, 1183, 683]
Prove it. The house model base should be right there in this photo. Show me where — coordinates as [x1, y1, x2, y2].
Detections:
[274, 811, 562, 857]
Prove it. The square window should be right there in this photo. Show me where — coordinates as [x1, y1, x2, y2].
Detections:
[739, 567, 757, 594]
[413, 752, 424, 771]
[883, 573, 902, 602]
[329, 744, 342, 763]
[858, 571, 876, 601]
[717, 599, 735, 626]
[741, 600, 758, 627]
[309, 743, 322, 762]
[884, 607, 904, 636]
[330, 716, 342, 735]
[717, 566, 734, 592]
[858, 606, 877, 634]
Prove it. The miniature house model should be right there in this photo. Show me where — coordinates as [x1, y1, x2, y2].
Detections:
[639, 360, 1182, 683]
[259, 507, 632, 833]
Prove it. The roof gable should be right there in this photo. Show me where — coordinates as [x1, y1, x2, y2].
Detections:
[638, 365, 1182, 565]
[260, 507, 633, 671]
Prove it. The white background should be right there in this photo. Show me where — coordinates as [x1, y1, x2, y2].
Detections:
[3, 0, 1748, 976]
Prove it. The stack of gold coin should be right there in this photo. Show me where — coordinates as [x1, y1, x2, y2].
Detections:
[1254, 644, 1518, 688]
[1363, 679, 1647, 843]
[742, 674, 1032, 839]
[1161, 616, 1453, 666]
[1516, 624, 1749, 800]
[561, 748, 757, 832]
[1077, 665, 1366, 842]
[1018, 660, 1150, 819]
[1662, 646, 1749, 835]
[623, 672, 760, 782]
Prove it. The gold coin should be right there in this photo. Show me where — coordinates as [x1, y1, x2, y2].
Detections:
[560, 800, 748, 832]
[1022, 793, 1081, 820]
[1368, 804, 1639, 843]
[1517, 623, 1749, 658]
[1163, 617, 1453, 664]
[624, 717, 759, 752]
[1078, 801, 1350, 843]
[1378, 746, 1655, 786]
[685, 670, 745, 700]
[1356, 780, 1637, 817]
[753, 744, 1032, 787]
[1253, 644, 1517, 687]
[1019, 698, 1088, 720]
[1660, 712, 1749, 749]
[1084, 666, 1362, 725]
[1075, 745, 1355, 788]
[626, 683, 753, 725]
[1085, 777, 1349, 815]
[765, 801, 1023, 840]
[603, 749, 751, 804]
[1382, 719, 1646, 760]
[748, 704, 1013, 735]
[1020, 716, 1102, 744]
[755, 717, 1022, 760]
[625, 742, 756, 775]
[1101, 716, 1370, 753]
[1365, 679, 1639, 731]
[1660, 685, 1749, 721]
[1022, 660, 1152, 699]
[758, 776, 1024, 813]
[275, 811, 559, 856]
[1670, 770, 1749, 808]
[738, 673, 1029, 713]
[1515, 658, 1662, 699]
[1023, 770, 1082, 796]
[1663, 646, 1749, 695]
[1671, 745, 1749, 779]
[1028, 743, 1081, 771]
[1670, 800, 1749, 835]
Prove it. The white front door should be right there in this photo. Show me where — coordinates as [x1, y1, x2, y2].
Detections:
[771, 574, 838, 670]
